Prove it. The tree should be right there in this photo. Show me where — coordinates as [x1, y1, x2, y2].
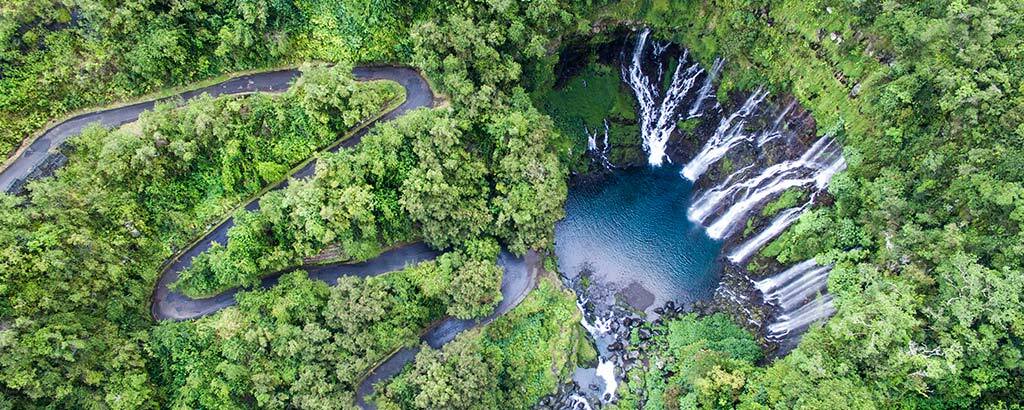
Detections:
[400, 111, 493, 248]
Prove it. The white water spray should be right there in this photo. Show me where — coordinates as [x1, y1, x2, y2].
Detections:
[595, 360, 618, 402]
[622, 27, 706, 166]
[767, 294, 835, 339]
[753, 259, 818, 294]
[727, 205, 806, 263]
[680, 86, 768, 180]
[585, 119, 614, 169]
[754, 258, 836, 340]
[688, 58, 724, 118]
[575, 298, 618, 403]
[699, 136, 845, 239]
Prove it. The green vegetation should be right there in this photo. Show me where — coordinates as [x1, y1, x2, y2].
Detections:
[173, 102, 568, 297]
[0, 65, 404, 406]
[376, 276, 585, 409]
[532, 60, 643, 169]
[0, 0, 430, 156]
[1, 0, 581, 407]
[151, 248, 503, 408]
[600, 0, 1024, 407]
[173, 0, 578, 296]
[760, 188, 805, 218]
[676, 117, 701, 134]
[615, 314, 762, 409]
[4, 0, 1024, 408]
[533, 62, 636, 142]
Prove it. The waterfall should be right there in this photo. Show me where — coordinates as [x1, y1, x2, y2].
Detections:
[688, 58, 724, 118]
[754, 258, 836, 340]
[680, 87, 768, 181]
[700, 136, 845, 240]
[575, 299, 618, 403]
[577, 299, 613, 335]
[622, 27, 706, 166]
[753, 259, 818, 294]
[767, 294, 835, 339]
[766, 265, 830, 311]
[757, 101, 796, 147]
[585, 119, 614, 169]
[727, 205, 807, 263]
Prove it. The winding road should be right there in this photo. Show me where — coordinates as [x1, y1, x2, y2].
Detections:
[1, 65, 542, 409]
[354, 251, 542, 409]
[150, 66, 434, 321]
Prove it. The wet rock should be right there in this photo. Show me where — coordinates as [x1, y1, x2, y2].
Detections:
[653, 307, 664, 315]
[608, 341, 623, 351]
[590, 383, 599, 391]
[638, 328, 652, 341]
[665, 301, 675, 311]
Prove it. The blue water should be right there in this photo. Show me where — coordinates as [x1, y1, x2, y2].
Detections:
[555, 165, 722, 312]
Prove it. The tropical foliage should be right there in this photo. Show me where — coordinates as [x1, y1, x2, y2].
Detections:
[603, 0, 1024, 407]
[0, 0, 428, 156]
[377, 277, 585, 410]
[3, 0, 1023, 408]
[615, 314, 762, 410]
[0, 64, 401, 406]
[152, 252, 500, 409]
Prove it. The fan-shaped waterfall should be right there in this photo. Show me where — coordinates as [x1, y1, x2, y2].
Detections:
[622, 27, 717, 166]
[726, 205, 806, 263]
[681, 87, 769, 181]
[698, 136, 846, 239]
[754, 258, 836, 340]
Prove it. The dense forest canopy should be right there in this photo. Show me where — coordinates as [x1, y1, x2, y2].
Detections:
[1, 0, 1023, 409]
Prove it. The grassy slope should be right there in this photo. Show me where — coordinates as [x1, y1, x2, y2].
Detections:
[531, 58, 643, 169]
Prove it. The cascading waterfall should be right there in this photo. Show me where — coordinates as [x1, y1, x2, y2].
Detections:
[585, 119, 614, 169]
[622, 28, 708, 166]
[722, 143, 847, 262]
[754, 258, 835, 340]
[765, 266, 830, 311]
[696, 135, 846, 240]
[688, 58, 724, 118]
[688, 135, 836, 228]
[575, 299, 618, 403]
[753, 259, 818, 292]
[615, 27, 851, 354]
[767, 294, 835, 339]
[680, 87, 769, 180]
[727, 204, 807, 263]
